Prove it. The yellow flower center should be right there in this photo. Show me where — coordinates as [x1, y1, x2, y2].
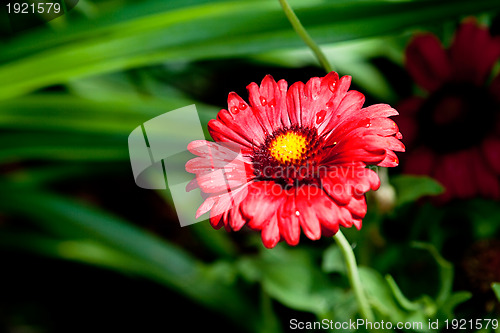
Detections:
[269, 131, 308, 164]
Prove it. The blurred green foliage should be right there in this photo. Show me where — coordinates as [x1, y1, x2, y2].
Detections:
[0, 0, 499, 332]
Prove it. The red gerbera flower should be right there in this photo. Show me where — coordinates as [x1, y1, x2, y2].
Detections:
[399, 19, 500, 201]
[186, 71, 404, 248]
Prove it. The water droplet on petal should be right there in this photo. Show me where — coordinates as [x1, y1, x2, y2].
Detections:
[329, 82, 336, 93]
[268, 98, 276, 108]
[239, 102, 247, 110]
[316, 110, 327, 124]
[231, 106, 239, 114]
[260, 96, 267, 106]
[295, 210, 300, 217]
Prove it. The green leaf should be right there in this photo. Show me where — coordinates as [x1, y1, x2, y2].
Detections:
[0, 93, 216, 162]
[258, 290, 283, 333]
[440, 291, 472, 318]
[238, 247, 346, 316]
[0, 232, 157, 276]
[358, 266, 407, 321]
[493, 283, 500, 301]
[6, 163, 113, 187]
[0, 94, 217, 134]
[466, 199, 500, 238]
[322, 244, 347, 275]
[0, 0, 499, 99]
[391, 175, 444, 207]
[253, 39, 400, 102]
[0, 181, 258, 329]
[411, 242, 453, 308]
[359, 267, 431, 331]
[385, 275, 422, 312]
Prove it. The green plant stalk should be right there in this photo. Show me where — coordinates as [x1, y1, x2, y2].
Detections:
[278, 0, 333, 73]
[278, 0, 373, 322]
[334, 231, 375, 322]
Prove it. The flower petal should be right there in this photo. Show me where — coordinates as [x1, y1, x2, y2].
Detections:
[403, 147, 436, 176]
[186, 140, 253, 193]
[449, 19, 500, 86]
[473, 149, 500, 199]
[321, 166, 380, 204]
[345, 195, 367, 219]
[241, 181, 286, 230]
[322, 90, 366, 137]
[482, 138, 500, 174]
[205, 183, 251, 220]
[229, 206, 247, 231]
[286, 80, 306, 127]
[405, 33, 451, 92]
[226, 92, 266, 144]
[246, 76, 281, 135]
[295, 186, 322, 240]
[261, 213, 281, 249]
[278, 191, 301, 246]
[377, 149, 399, 167]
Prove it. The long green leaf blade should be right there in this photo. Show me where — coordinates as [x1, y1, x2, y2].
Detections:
[1, 0, 498, 99]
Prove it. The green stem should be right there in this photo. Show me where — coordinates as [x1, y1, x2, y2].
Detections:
[333, 230, 375, 322]
[278, 0, 333, 73]
[278, 0, 372, 322]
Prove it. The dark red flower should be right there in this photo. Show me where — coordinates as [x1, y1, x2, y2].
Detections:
[399, 19, 500, 201]
[186, 72, 404, 248]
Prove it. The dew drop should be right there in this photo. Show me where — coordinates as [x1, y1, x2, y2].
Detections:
[231, 106, 239, 114]
[316, 110, 327, 124]
[239, 102, 248, 110]
[260, 96, 267, 106]
[295, 210, 300, 217]
[329, 81, 336, 93]
[268, 98, 276, 108]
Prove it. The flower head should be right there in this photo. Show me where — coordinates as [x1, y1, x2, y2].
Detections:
[399, 19, 500, 201]
[186, 71, 404, 248]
